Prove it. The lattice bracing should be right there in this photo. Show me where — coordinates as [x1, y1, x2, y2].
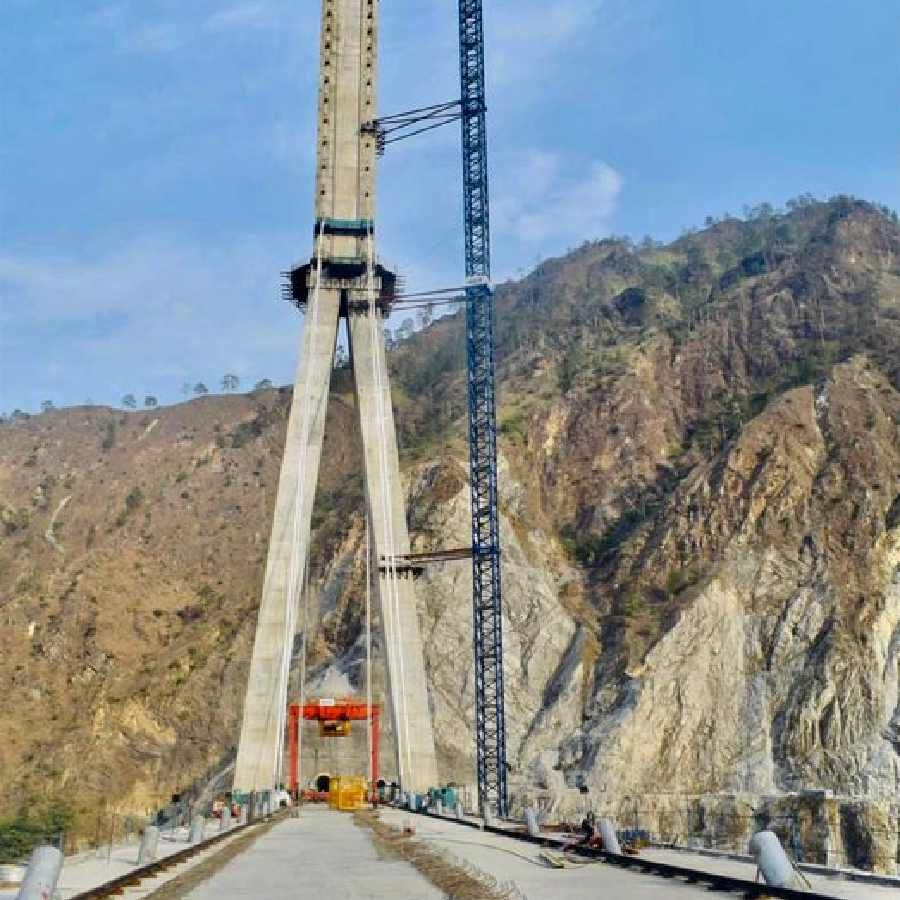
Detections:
[459, 0, 508, 818]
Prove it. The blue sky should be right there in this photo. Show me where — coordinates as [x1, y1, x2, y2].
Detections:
[2, 0, 898, 413]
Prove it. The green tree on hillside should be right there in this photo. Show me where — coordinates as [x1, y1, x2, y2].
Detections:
[221, 373, 240, 392]
[253, 378, 273, 391]
[40, 400, 55, 413]
[144, 395, 158, 408]
[0, 802, 74, 862]
[193, 382, 209, 396]
[122, 394, 137, 409]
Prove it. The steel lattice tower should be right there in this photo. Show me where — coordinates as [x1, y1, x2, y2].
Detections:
[458, 0, 508, 819]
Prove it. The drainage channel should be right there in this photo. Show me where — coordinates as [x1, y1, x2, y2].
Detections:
[68, 811, 287, 900]
[409, 809, 845, 900]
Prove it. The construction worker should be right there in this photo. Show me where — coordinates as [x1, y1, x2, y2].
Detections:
[564, 812, 603, 852]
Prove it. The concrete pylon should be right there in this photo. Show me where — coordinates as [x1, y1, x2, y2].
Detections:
[348, 311, 438, 791]
[233, 0, 438, 795]
[233, 289, 340, 792]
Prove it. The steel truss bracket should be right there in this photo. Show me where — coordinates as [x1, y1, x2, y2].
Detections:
[362, 100, 462, 155]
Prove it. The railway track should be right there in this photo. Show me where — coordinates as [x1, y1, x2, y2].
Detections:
[63, 804, 851, 900]
[68, 811, 286, 900]
[412, 808, 845, 900]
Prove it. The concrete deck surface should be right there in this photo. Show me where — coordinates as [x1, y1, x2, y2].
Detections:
[184, 808, 441, 899]
[379, 808, 898, 900]
[380, 808, 717, 899]
[5, 808, 894, 900]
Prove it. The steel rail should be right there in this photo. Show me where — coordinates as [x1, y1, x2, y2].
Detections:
[68, 811, 286, 900]
[410, 809, 845, 900]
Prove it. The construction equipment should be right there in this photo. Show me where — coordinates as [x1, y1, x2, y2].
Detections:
[361, 0, 509, 818]
[458, 0, 509, 819]
[287, 698, 381, 797]
[327, 776, 369, 812]
[429, 785, 460, 809]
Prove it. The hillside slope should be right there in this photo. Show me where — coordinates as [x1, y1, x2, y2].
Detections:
[1, 197, 898, 867]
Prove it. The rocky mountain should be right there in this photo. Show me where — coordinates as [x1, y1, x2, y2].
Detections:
[1, 196, 898, 870]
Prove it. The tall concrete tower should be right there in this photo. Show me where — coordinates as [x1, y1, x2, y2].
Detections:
[233, 0, 439, 793]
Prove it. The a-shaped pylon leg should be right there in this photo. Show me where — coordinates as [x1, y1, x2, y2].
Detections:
[233, 288, 341, 792]
[348, 309, 439, 792]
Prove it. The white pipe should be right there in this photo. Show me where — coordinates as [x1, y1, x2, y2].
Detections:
[15, 847, 62, 900]
[188, 816, 206, 844]
[749, 830, 796, 888]
[524, 808, 541, 838]
[599, 820, 621, 854]
[137, 825, 160, 864]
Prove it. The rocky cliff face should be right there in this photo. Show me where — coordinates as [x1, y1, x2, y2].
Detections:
[1, 197, 898, 869]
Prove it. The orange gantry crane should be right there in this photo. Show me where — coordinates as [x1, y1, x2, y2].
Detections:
[287, 698, 381, 796]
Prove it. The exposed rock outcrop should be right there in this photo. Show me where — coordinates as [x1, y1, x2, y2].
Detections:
[1, 197, 898, 870]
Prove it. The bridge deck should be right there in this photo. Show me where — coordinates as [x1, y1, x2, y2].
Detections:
[184, 808, 441, 900]
[5, 807, 894, 900]
[185, 807, 755, 899]
[378, 807, 729, 899]
[377, 809, 897, 900]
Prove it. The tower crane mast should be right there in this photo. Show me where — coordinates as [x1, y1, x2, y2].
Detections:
[458, 0, 508, 819]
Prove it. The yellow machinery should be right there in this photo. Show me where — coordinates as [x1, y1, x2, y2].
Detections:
[319, 720, 352, 737]
[328, 776, 368, 812]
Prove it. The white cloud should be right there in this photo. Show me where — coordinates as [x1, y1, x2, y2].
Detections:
[487, 0, 601, 85]
[120, 22, 189, 55]
[0, 235, 303, 407]
[86, 1, 287, 55]
[494, 151, 623, 250]
[206, 2, 275, 30]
